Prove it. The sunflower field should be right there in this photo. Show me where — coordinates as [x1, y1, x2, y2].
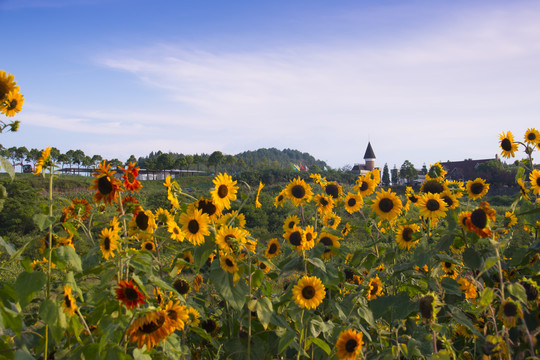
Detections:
[1, 71, 540, 360]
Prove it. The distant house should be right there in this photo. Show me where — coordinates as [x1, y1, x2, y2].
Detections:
[441, 155, 498, 181]
[352, 142, 377, 175]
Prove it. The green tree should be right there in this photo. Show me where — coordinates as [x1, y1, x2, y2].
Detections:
[400, 160, 418, 185]
[382, 163, 390, 186]
[391, 165, 399, 185]
[208, 151, 224, 173]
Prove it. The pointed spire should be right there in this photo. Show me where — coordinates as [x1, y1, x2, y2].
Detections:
[363, 142, 375, 159]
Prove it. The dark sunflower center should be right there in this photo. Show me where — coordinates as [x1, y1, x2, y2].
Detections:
[305, 232, 313, 242]
[426, 199, 440, 211]
[423, 180, 443, 194]
[225, 234, 236, 247]
[370, 282, 379, 295]
[64, 295, 72, 308]
[277, 194, 284, 202]
[470, 182, 484, 195]
[268, 243, 278, 254]
[470, 209, 487, 229]
[289, 231, 302, 246]
[217, 184, 229, 198]
[320, 237, 332, 247]
[347, 198, 356, 207]
[344, 269, 354, 281]
[291, 185, 306, 199]
[503, 302, 518, 317]
[136, 212, 149, 230]
[188, 219, 200, 234]
[527, 132, 537, 141]
[520, 281, 538, 301]
[201, 319, 217, 333]
[8, 99, 17, 109]
[167, 309, 178, 321]
[359, 182, 368, 191]
[320, 198, 329, 206]
[501, 138, 513, 151]
[173, 227, 180, 235]
[536, 178, 540, 186]
[409, 195, 418, 203]
[140, 315, 165, 334]
[442, 196, 453, 207]
[444, 262, 452, 269]
[402, 228, 413, 242]
[419, 295, 434, 319]
[288, 221, 295, 229]
[325, 184, 339, 198]
[97, 176, 113, 195]
[345, 339, 358, 353]
[198, 200, 217, 216]
[225, 258, 234, 267]
[123, 287, 140, 301]
[259, 262, 267, 270]
[301, 285, 315, 299]
[144, 242, 154, 250]
[378, 198, 394, 213]
[127, 172, 135, 183]
[104, 237, 111, 250]
[173, 279, 190, 295]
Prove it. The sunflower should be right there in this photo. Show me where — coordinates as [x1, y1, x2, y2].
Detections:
[265, 238, 281, 259]
[283, 215, 300, 233]
[457, 211, 471, 231]
[167, 220, 185, 242]
[466, 178, 489, 200]
[215, 225, 248, 254]
[164, 301, 189, 331]
[354, 175, 376, 197]
[517, 178, 531, 200]
[300, 225, 317, 251]
[220, 253, 239, 273]
[274, 189, 287, 208]
[314, 194, 335, 215]
[63, 198, 91, 221]
[498, 298, 523, 328]
[154, 208, 173, 225]
[118, 162, 142, 192]
[499, 131, 518, 158]
[176, 250, 194, 273]
[193, 274, 203, 292]
[119, 195, 143, 215]
[127, 310, 172, 349]
[141, 240, 156, 252]
[445, 180, 465, 198]
[440, 190, 459, 210]
[395, 223, 420, 250]
[520, 278, 539, 302]
[285, 177, 313, 206]
[341, 222, 352, 237]
[417, 193, 448, 221]
[217, 210, 246, 229]
[1, 90, 24, 117]
[61, 285, 78, 317]
[115, 280, 146, 309]
[99, 227, 119, 260]
[529, 169, 540, 195]
[324, 181, 343, 199]
[317, 232, 341, 260]
[179, 208, 210, 245]
[501, 212, 517, 233]
[466, 201, 496, 237]
[344, 192, 363, 214]
[405, 187, 420, 208]
[418, 292, 441, 323]
[420, 179, 447, 195]
[524, 128, 540, 145]
[366, 277, 383, 300]
[371, 189, 402, 223]
[322, 212, 341, 230]
[335, 328, 364, 360]
[194, 197, 222, 221]
[33, 147, 53, 175]
[0, 70, 18, 101]
[425, 162, 447, 181]
[186, 306, 200, 327]
[457, 277, 477, 299]
[255, 181, 264, 208]
[292, 275, 326, 309]
[201, 318, 219, 335]
[258, 260, 271, 273]
[310, 173, 327, 186]
[210, 173, 238, 211]
[90, 161, 124, 205]
[284, 226, 304, 250]
[128, 209, 157, 241]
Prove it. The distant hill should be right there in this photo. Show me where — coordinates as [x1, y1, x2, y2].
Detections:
[234, 148, 327, 170]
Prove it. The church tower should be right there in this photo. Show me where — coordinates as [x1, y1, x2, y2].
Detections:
[363, 142, 376, 171]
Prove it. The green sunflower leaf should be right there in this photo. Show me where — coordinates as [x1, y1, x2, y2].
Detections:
[15, 270, 46, 308]
[308, 337, 331, 355]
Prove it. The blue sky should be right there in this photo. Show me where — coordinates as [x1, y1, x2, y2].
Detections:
[2, 0, 539, 169]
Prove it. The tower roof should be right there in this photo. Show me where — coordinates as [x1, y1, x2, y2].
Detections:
[363, 142, 375, 159]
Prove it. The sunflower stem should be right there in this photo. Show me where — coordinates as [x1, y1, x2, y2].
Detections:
[296, 309, 305, 360]
[44, 166, 54, 360]
[76, 308, 94, 343]
[247, 252, 252, 360]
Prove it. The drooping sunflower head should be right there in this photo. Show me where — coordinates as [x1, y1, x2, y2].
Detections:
[119, 195, 143, 215]
[285, 177, 313, 206]
[274, 189, 287, 208]
[210, 173, 238, 211]
[498, 298, 523, 328]
[524, 128, 540, 145]
[63, 198, 92, 221]
[466, 201, 496, 237]
[418, 292, 440, 323]
[519, 278, 539, 302]
[115, 280, 146, 309]
[217, 210, 246, 229]
[426, 162, 447, 181]
[517, 178, 531, 200]
[201, 318, 219, 335]
[317, 232, 341, 260]
[395, 223, 420, 250]
[61, 285, 78, 317]
[366, 277, 383, 300]
[255, 181, 264, 208]
[341, 222, 352, 237]
[335, 328, 364, 360]
[127, 310, 172, 349]
[99, 227, 119, 260]
[529, 169, 540, 196]
[344, 192, 363, 214]
[33, 147, 53, 175]
[466, 178, 489, 200]
[90, 161, 124, 205]
[457, 277, 477, 300]
[0, 70, 18, 101]
[173, 278, 191, 295]
[458, 211, 471, 231]
[322, 212, 341, 230]
[292, 275, 326, 309]
[265, 238, 281, 259]
[502, 211, 517, 233]
[129, 209, 157, 240]
[176, 250, 194, 273]
[499, 131, 518, 159]
[371, 189, 402, 223]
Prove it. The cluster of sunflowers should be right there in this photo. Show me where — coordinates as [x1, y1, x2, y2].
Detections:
[0, 69, 539, 359]
[0, 70, 23, 132]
